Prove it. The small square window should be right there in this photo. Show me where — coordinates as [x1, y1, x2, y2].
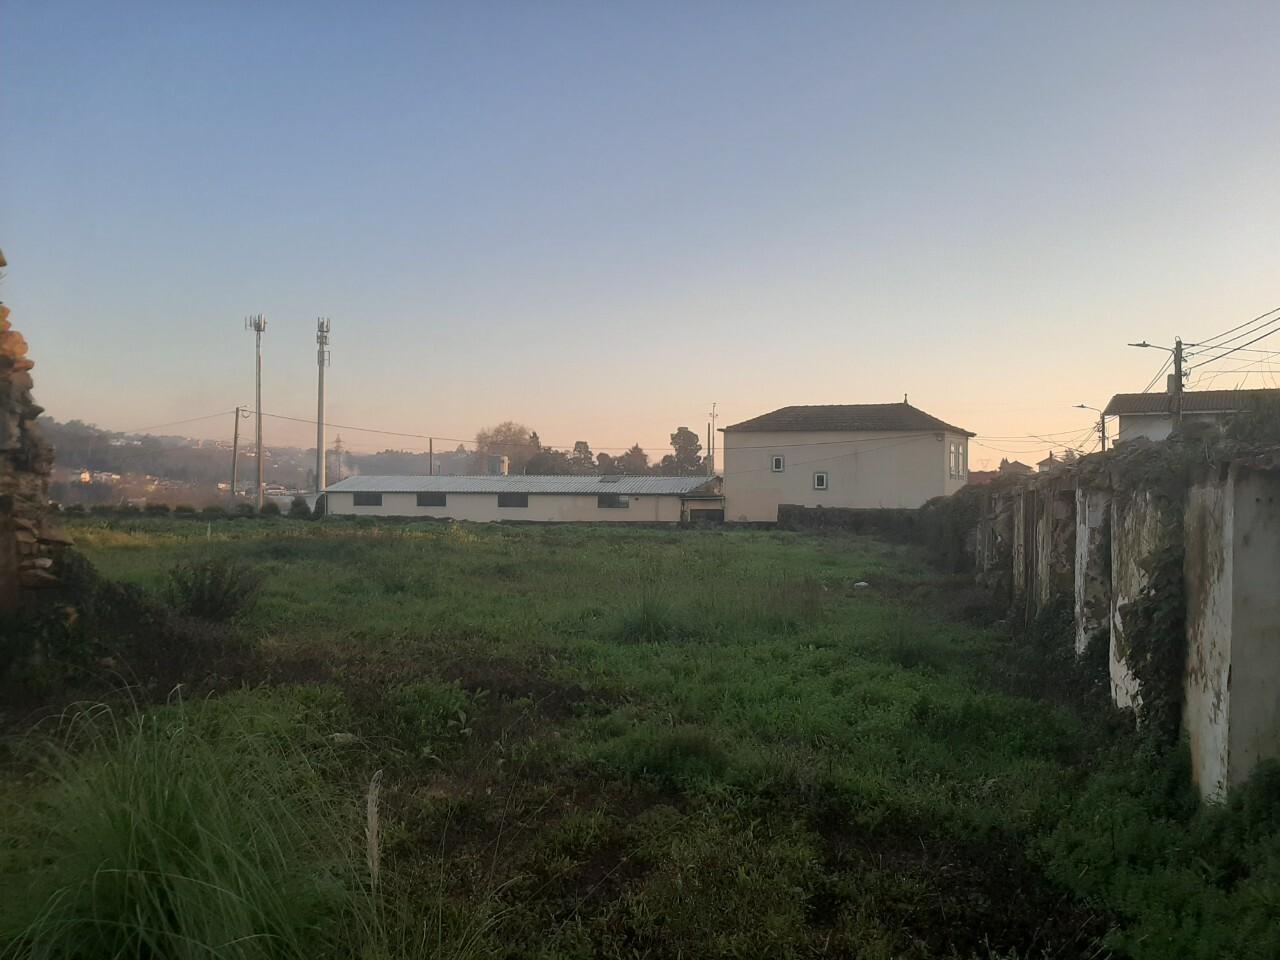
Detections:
[771, 455, 785, 472]
[598, 493, 630, 509]
[417, 492, 446, 507]
[353, 492, 382, 507]
[813, 472, 828, 491]
[497, 493, 528, 508]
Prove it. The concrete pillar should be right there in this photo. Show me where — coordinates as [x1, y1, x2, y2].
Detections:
[1074, 484, 1112, 655]
[1109, 489, 1174, 710]
[1185, 463, 1280, 798]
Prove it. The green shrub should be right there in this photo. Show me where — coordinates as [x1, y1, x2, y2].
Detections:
[144, 503, 170, 516]
[62, 503, 86, 515]
[166, 556, 262, 622]
[235, 503, 257, 517]
[200, 505, 227, 519]
[383, 679, 477, 753]
[289, 496, 312, 519]
[173, 503, 197, 515]
[260, 501, 282, 517]
[0, 697, 360, 960]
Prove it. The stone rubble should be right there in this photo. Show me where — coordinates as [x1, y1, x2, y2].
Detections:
[1, 251, 70, 611]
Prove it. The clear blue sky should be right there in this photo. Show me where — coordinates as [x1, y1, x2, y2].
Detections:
[5, 0, 1280, 466]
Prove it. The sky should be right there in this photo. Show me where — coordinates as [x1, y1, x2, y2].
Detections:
[4, 0, 1280, 468]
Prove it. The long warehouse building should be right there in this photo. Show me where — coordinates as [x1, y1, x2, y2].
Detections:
[322, 475, 724, 523]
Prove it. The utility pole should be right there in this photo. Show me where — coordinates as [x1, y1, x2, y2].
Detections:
[230, 406, 242, 506]
[246, 314, 268, 509]
[315, 318, 331, 493]
[429, 437, 434, 476]
[1074, 404, 1107, 452]
[1172, 337, 1184, 427]
[707, 402, 718, 476]
[1128, 337, 1187, 431]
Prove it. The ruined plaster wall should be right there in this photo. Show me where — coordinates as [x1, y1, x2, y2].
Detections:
[1226, 466, 1280, 787]
[1183, 477, 1232, 798]
[1109, 489, 1173, 710]
[1034, 482, 1075, 615]
[1011, 488, 1029, 599]
[1074, 485, 1111, 655]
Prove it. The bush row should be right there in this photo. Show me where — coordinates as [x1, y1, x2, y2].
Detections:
[58, 496, 322, 519]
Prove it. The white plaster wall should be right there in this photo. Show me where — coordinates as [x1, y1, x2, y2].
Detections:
[1075, 486, 1112, 655]
[1110, 489, 1170, 710]
[326, 491, 683, 522]
[1183, 479, 1232, 798]
[1226, 467, 1280, 787]
[721, 430, 967, 522]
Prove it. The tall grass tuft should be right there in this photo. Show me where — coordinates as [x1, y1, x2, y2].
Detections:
[166, 556, 262, 621]
[613, 581, 686, 643]
[0, 696, 357, 960]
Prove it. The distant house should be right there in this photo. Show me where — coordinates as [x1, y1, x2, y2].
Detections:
[323, 475, 723, 523]
[1104, 388, 1280, 444]
[965, 469, 999, 486]
[998, 458, 1034, 477]
[719, 402, 974, 521]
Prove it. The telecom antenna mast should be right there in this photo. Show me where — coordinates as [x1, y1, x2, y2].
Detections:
[316, 318, 331, 493]
[245, 314, 268, 509]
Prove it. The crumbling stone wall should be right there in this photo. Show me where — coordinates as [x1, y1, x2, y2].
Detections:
[0, 294, 66, 611]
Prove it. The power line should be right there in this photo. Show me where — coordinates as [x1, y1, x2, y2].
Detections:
[119, 410, 238, 435]
[1141, 355, 1173, 393]
[1192, 304, 1280, 349]
[1187, 316, 1280, 371]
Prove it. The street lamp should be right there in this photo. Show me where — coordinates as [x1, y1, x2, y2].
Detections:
[1074, 403, 1107, 452]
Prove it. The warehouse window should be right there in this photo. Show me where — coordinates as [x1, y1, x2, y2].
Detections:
[417, 492, 446, 507]
[353, 492, 382, 506]
[813, 472, 828, 491]
[771, 455, 785, 472]
[598, 494, 630, 509]
[497, 493, 528, 508]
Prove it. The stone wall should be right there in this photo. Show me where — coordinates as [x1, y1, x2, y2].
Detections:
[0, 293, 66, 612]
[968, 453, 1280, 799]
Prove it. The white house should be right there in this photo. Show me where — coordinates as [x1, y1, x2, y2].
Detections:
[720, 402, 973, 522]
[323, 475, 723, 523]
[1104, 388, 1280, 444]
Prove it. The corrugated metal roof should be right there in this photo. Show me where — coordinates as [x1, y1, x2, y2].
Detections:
[1103, 388, 1280, 417]
[324, 475, 719, 496]
[722, 402, 974, 436]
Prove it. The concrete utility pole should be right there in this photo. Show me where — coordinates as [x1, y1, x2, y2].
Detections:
[707, 402, 718, 476]
[230, 406, 242, 506]
[1128, 337, 1187, 430]
[246, 314, 267, 509]
[1172, 337, 1185, 426]
[429, 437, 434, 476]
[315, 318, 331, 493]
[1074, 404, 1107, 452]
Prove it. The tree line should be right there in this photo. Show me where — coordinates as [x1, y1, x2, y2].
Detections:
[471, 422, 708, 476]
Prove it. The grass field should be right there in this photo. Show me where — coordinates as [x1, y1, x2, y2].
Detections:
[2, 517, 1277, 959]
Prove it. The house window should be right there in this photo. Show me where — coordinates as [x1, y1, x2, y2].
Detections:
[771, 455, 785, 472]
[352, 492, 382, 507]
[598, 494, 630, 509]
[497, 493, 528, 508]
[813, 472, 829, 491]
[417, 492, 446, 507]
[948, 441, 966, 480]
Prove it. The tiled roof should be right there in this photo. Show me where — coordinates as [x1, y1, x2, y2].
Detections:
[722, 402, 973, 436]
[325, 475, 718, 496]
[1103, 388, 1280, 417]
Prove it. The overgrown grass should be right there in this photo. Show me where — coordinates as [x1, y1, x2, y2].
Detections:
[2, 518, 1275, 958]
[0, 692, 360, 960]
